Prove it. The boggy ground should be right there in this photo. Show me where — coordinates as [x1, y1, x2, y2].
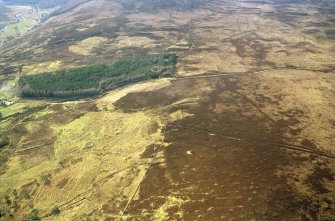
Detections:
[113, 71, 335, 220]
[0, 0, 335, 220]
[0, 70, 334, 220]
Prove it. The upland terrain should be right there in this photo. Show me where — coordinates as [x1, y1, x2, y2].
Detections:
[0, 0, 334, 220]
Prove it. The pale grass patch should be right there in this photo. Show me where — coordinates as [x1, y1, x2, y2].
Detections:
[69, 36, 108, 56]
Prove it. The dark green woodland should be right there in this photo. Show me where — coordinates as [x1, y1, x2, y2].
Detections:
[18, 53, 177, 98]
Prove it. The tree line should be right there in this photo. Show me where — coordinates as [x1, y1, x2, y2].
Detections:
[18, 53, 177, 98]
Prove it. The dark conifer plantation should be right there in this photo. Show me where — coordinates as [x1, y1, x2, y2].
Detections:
[18, 53, 177, 98]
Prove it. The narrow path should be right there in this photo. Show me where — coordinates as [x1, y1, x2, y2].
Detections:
[175, 66, 333, 81]
[166, 124, 335, 160]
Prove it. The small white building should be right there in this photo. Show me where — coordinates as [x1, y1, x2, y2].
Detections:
[0, 100, 14, 107]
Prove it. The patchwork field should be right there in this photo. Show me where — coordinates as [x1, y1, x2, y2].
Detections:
[0, 0, 334, 220]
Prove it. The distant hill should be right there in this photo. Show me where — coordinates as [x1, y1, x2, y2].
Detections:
[49, 0, 92, 17]
[5, 0, 67, 8]
[121, 0, 209, 11]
